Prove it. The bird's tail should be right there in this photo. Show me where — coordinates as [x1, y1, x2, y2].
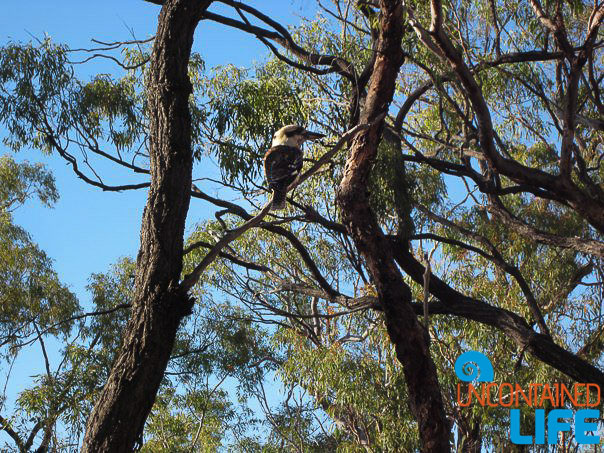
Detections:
[271, 188, 287, 211]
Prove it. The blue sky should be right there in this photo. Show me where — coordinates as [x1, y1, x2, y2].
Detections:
[1, 0, 317, 446]
[4, 0, 314, 304]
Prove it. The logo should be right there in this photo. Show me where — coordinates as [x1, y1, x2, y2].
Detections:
[454, 351, 600, 445]
[455, 351, 494, 382]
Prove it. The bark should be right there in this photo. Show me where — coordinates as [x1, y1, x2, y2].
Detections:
[268, 234, 604, 388]
[81, 1, 210, 451]
[336, 1, 451, 451]
[410, 0, 604, 234]
[393, 244, 604, 388]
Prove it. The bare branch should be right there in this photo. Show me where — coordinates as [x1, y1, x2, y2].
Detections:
[182, 124, 368, 292]
[416, 205, 551, 336]
[391, 241, 604, 386]
[487, 201, 604, 258]
[200, 2, 356, 81]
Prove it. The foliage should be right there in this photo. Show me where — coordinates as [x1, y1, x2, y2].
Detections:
[1, 0, 603, 451]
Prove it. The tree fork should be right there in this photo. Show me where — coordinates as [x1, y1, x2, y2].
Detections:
[336, 0, 451, 450]
[81, 1, 211, 451]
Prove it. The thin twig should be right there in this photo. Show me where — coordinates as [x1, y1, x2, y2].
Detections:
[422, 245, 437, 332]
[181, 123, 373, 292]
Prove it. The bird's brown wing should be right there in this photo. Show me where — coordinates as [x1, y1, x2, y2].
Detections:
[263, 145, 303, 188]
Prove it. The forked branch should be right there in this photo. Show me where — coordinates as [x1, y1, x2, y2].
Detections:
[180, 123, 370, 292]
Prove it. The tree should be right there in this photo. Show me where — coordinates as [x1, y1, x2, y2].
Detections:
[80, 1, 213, 450]
[0, 156, 83, 452]
[0, 0, 603, 451]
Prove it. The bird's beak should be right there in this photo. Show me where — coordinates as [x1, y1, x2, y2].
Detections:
[302, 130, 326, 141]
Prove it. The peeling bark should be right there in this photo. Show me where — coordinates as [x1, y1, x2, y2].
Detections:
[336, 1, 451, 450]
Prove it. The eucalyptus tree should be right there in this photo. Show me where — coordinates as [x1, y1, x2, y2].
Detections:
[0, 0, 602, 451]
[190, 0, 604, 449]
[0, 156, 84, 452]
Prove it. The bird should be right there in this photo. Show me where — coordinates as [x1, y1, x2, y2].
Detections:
[263, 125, 325, 211]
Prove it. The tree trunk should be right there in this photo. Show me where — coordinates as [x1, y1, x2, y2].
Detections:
[336, 1, 451, 451]
[81, 1, 211, 451]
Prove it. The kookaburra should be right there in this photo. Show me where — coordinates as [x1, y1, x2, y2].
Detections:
[263, 125, 325, 211]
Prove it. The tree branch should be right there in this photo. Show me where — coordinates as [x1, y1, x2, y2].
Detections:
[182, 124, 367, 292]
[391, 241, 604, 387]
[0, 415, 25, 452]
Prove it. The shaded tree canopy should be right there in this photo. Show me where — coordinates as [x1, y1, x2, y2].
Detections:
[0, 0, 603, 451]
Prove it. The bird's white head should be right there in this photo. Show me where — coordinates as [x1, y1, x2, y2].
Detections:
[271, 125, 325, 148]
